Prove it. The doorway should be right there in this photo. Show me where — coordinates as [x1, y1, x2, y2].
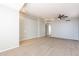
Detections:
[45, 23, 52, 37]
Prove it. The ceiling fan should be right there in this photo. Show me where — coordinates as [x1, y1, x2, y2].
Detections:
[58, 14, 68, 20]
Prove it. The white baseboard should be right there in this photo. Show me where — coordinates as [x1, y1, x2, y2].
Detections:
[50, 36, 79, 40]
[0, 46, 19, 53]
[20, 36, 46, 42]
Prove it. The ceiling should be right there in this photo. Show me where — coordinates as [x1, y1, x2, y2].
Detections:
[2, 3, 24, 11]
[26, 3, 79, 19]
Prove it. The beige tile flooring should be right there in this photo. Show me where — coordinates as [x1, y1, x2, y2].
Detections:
[0, 37, 79, 56]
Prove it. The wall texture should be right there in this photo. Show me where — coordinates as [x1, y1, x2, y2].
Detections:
[0, 5, 19, 52]
[51, 18, 79, 40]
[20, 16, 45, 40]
[20, 13, 26, 40]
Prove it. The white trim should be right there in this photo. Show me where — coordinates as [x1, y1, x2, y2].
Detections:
[0, 46, 19, 53]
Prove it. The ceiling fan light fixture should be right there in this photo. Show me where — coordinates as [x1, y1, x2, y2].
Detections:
[57, 14, 68, 21]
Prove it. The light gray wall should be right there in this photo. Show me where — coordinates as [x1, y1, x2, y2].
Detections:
[38, 19, 45, 37]
[73, 18, 79, 40]
[20, 14, 25, 40]
[21, 16, 45, 40]
[0, 5, 19, 52]
[51, 18, 79, 40]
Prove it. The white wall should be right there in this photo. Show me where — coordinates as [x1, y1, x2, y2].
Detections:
[21, 16, 45, 40]
[24, 17, 38, 39]
[37, 18, 45, 37]
[51, 18, 79, 40]
[20, 14, 25, 40]
[0, 5, 19, 52]
[73, 18, 79, 40]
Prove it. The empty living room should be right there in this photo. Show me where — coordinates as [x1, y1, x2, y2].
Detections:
[0, 3, 79, 56]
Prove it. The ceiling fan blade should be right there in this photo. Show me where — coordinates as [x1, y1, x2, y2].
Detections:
[58, 14, 62, 19]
